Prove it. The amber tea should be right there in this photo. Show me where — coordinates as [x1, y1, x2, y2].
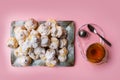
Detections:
[86, 43, 106, 63]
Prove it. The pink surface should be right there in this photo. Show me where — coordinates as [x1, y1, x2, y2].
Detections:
[0, 0, 120, 80]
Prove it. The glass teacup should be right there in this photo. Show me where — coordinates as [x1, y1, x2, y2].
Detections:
[77, 24, 108, 64]
[86, 43, 107, 64]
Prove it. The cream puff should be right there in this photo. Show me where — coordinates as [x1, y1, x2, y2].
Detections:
[7, 37, 18, 48]
[30, 29, 40, 37]
[30, 35, 40, 48]
[24, 18, 38, 31]
[40, 36, 50, 47]
[58, 55, 67, 62]
[50, 25, 57, 37]
[45, 59, 57, 67]
[59, 38, 67, 48]
[45, 49, 56, 60]
[49, 37, 59, 49]
[14, 47, 28, 57]
[34, 47, 46, 60]
[56, 26, 63, 38]
[13, 56, 32, 67]
[28, 49, 39, 60]
[14, 27, 29, 42]
[59, 47, 68, 56]
[37, 23, 51, 36]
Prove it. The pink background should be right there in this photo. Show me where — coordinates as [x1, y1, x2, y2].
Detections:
[0, 0, 120, 80]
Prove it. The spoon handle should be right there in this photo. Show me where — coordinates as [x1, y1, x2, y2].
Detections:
[97, 33, 112, 47]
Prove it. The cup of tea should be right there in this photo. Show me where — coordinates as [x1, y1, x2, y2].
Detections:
[86, 43, 108, 64]
[77, 24, 108, 64]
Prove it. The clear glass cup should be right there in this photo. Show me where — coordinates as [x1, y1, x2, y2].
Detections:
[77, 23, 108, 64]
